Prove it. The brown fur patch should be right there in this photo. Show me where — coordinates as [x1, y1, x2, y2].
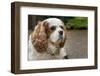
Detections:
[31, 21, 49, 53]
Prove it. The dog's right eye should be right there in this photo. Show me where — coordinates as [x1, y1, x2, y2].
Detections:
[50, 26, 56, 30]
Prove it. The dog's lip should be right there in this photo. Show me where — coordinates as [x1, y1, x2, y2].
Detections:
[51, 53, 55, 56]
[59, 35, 63, 40]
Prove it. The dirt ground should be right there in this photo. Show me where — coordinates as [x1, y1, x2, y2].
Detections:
[65, 30, 88, 59]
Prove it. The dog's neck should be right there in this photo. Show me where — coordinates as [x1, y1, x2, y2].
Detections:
[47, 41, 61, 56]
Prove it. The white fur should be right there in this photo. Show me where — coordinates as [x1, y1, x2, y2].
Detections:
[45, 18, 65, 43]
[28, 18, 67, 60]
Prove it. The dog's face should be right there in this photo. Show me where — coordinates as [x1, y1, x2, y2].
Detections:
[31, 18, 66, 53]
[45, 18, 66, 46]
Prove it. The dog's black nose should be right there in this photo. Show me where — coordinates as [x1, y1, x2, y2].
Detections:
[59, 31, 63, 35]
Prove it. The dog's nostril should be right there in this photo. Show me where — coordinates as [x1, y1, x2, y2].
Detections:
[59, 31, 63, 35]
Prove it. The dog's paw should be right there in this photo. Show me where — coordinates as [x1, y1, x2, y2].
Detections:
[63, 55, 69, 59]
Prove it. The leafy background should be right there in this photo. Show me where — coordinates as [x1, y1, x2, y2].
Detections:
[28, 15, 88, 30]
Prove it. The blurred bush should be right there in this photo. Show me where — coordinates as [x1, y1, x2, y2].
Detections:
[29, 15, 88, 30]
[65, 17, 88, 30]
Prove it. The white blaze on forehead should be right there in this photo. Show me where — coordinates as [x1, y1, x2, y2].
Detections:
[44, 18, 65, 43]
[45, 18, 64, 27]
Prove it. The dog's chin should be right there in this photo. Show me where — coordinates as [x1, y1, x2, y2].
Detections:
[54, 37, 65, 48]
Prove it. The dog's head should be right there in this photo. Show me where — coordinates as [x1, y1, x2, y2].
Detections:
[45, 18, 66, 47]
[31, 18, 66, 53]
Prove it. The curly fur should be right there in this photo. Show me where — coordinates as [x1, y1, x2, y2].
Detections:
[31, 21, 48, 53]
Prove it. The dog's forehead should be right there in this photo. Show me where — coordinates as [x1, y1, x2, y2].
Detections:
[45, 18, 64, 27]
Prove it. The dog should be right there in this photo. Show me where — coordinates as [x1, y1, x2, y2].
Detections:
[28, 18, 68, 60]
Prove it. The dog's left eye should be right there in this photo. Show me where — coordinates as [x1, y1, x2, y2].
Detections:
[50, 26, 56, 30]
[60, 26, 64, 29]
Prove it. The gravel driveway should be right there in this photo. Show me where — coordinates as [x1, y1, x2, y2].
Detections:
[65, 30, 88, 59]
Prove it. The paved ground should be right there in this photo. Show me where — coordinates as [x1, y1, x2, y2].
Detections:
[65, 30, 88, 59]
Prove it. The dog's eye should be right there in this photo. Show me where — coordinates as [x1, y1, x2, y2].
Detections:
[50, 26, 56, 30]
[60, 26, 64, 29]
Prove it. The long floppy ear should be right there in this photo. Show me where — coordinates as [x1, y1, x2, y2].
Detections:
[31, 21, 49, 53]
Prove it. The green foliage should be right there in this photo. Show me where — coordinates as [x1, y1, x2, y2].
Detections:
[66, 17, 88, 29]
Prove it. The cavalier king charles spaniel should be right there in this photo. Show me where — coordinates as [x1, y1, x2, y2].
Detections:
[28, 18, 68, 60]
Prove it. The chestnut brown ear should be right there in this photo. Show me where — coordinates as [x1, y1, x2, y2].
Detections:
[41, 21, 49, 34]
[43, 21, 50, 38]
[31, 21, 49, 53]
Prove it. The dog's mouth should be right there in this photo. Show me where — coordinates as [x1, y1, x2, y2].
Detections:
[49, 34, 65, 48]
[57, 35, 66, 48]
[57, 34, 64, 42]
[59, 35, 63, 40]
